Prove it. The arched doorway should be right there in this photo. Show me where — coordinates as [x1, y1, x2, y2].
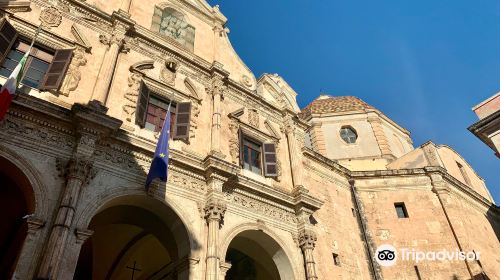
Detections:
[224, 230, 294, 280]
[74, 195, 192, 280]
[0, 156, 35, 279]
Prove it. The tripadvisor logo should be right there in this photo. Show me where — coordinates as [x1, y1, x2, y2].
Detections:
[375, 244, 397, 267]
[375, 244, 480, 267]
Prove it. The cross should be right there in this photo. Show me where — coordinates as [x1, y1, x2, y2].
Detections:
[126, 261, 142, 280]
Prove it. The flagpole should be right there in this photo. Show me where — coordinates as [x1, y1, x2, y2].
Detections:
[16, 25, 41, 98]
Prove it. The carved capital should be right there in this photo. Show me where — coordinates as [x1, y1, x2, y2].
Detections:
[204, 199, 227, 226]
[299, 230, 317, 251]
[75, 228, 94, 244]
[27, 216, 45, 234]
[206, 77, 227, 97]
[58, 157, 97, 185]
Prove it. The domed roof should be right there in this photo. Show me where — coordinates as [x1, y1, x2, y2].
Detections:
[300, 95, 374, 119]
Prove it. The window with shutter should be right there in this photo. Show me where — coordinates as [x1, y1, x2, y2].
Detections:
[173, 102, 191, 140]
[39, 49, 73, 90]
[0, 41, 54, 89]
[0, 20, 17, 64]
[144, 96, 176, 134]
[263, 143, 277, 177]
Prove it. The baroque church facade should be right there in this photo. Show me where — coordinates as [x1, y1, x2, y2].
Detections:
[0, 1, 498, 279]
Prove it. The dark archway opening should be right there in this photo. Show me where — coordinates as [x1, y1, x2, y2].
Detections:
[73, 195, 192, 280]
[225, 230, 293, 280]
[0, 157, 35, 279]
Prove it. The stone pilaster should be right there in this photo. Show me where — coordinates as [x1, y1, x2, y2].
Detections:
[309, 122, 327, 155]
[299, 230, 318, 280]
[428, 171, 474, 279]
[206, 62, 229, 158]
[204, 198, 226, 280]
[37, 157, 96, 279]
[367, 115, 393, 159]
[91, 13, 133, 106]
[283, 116, 303, 187]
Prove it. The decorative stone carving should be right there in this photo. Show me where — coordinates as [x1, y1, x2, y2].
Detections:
[160, 58, 178, 85]
[228, 119, 239, 164]
[223, 191, 297, 224]
[40, 6, 62, 28]
[248, 109, 259, 129]
[206, 76, 227, 97]
[275, 140, 282, 181]
[122, 72, 143, 122]
[60, 48, 87, 96]
[299, 229, 317, 250]
[241, 75, 252, 88]
[168, 171, 206, 193]
[0, 118, 74, 150]
[189, 103, 200, 139]
[65, 157, 97, 185]
[204, 199, 227, 227]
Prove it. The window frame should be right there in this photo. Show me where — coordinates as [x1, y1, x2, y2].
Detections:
[394, 202, 409, 219]
[241, 136, 263, 175]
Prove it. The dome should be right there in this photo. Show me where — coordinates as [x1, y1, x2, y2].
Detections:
[300, 95, 374, 119]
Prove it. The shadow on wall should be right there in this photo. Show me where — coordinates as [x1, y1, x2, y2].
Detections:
[485, 205, 500, 243]
[67, 101, 201, 280]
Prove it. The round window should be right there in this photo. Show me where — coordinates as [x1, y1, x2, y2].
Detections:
[340, 126, 357, 144]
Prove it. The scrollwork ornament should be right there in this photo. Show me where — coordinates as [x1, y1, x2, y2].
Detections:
[122, 72, 143, 122]
[228, 119, 240, 164]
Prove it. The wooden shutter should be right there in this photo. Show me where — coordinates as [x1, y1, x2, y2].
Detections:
[173, 102, 191, 140]
[40, 49, 73, 90]
[239, 129, 244, 167]
[135, 83, 150, 127]
[0, 19, 18, 64]
[263, 143, 277, 177]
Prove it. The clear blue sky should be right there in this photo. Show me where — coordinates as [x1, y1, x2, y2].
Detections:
[208, 0, 500, 202]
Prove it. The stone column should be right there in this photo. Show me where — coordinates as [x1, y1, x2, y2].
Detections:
[206, 76, 227, 157]
[37, 157, 96, 279]
[91, 30, 127, 105]
[11, 217, 46, 280]
[299, 230, 318, 280]
[204, 198, 226, 280]
[283, 116, 303, 187]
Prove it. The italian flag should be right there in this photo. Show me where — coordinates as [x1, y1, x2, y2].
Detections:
[0, 50, 30, 121]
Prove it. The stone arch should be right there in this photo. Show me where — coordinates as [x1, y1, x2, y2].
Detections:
[220, 223, 298, 280]
[0, 145, 48, 219]
[74, 190, 198, 279]
[74, 187, 198, 256]
[0, 145, 49, 278]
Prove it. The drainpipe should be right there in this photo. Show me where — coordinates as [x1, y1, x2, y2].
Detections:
[349, 179, 381, 280]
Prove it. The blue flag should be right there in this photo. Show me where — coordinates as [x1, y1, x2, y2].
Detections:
[145, 107, 171, 190]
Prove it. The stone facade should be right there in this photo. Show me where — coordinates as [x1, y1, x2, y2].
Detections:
[0, 1, 498, 280]
[469, 92, 500, 158]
